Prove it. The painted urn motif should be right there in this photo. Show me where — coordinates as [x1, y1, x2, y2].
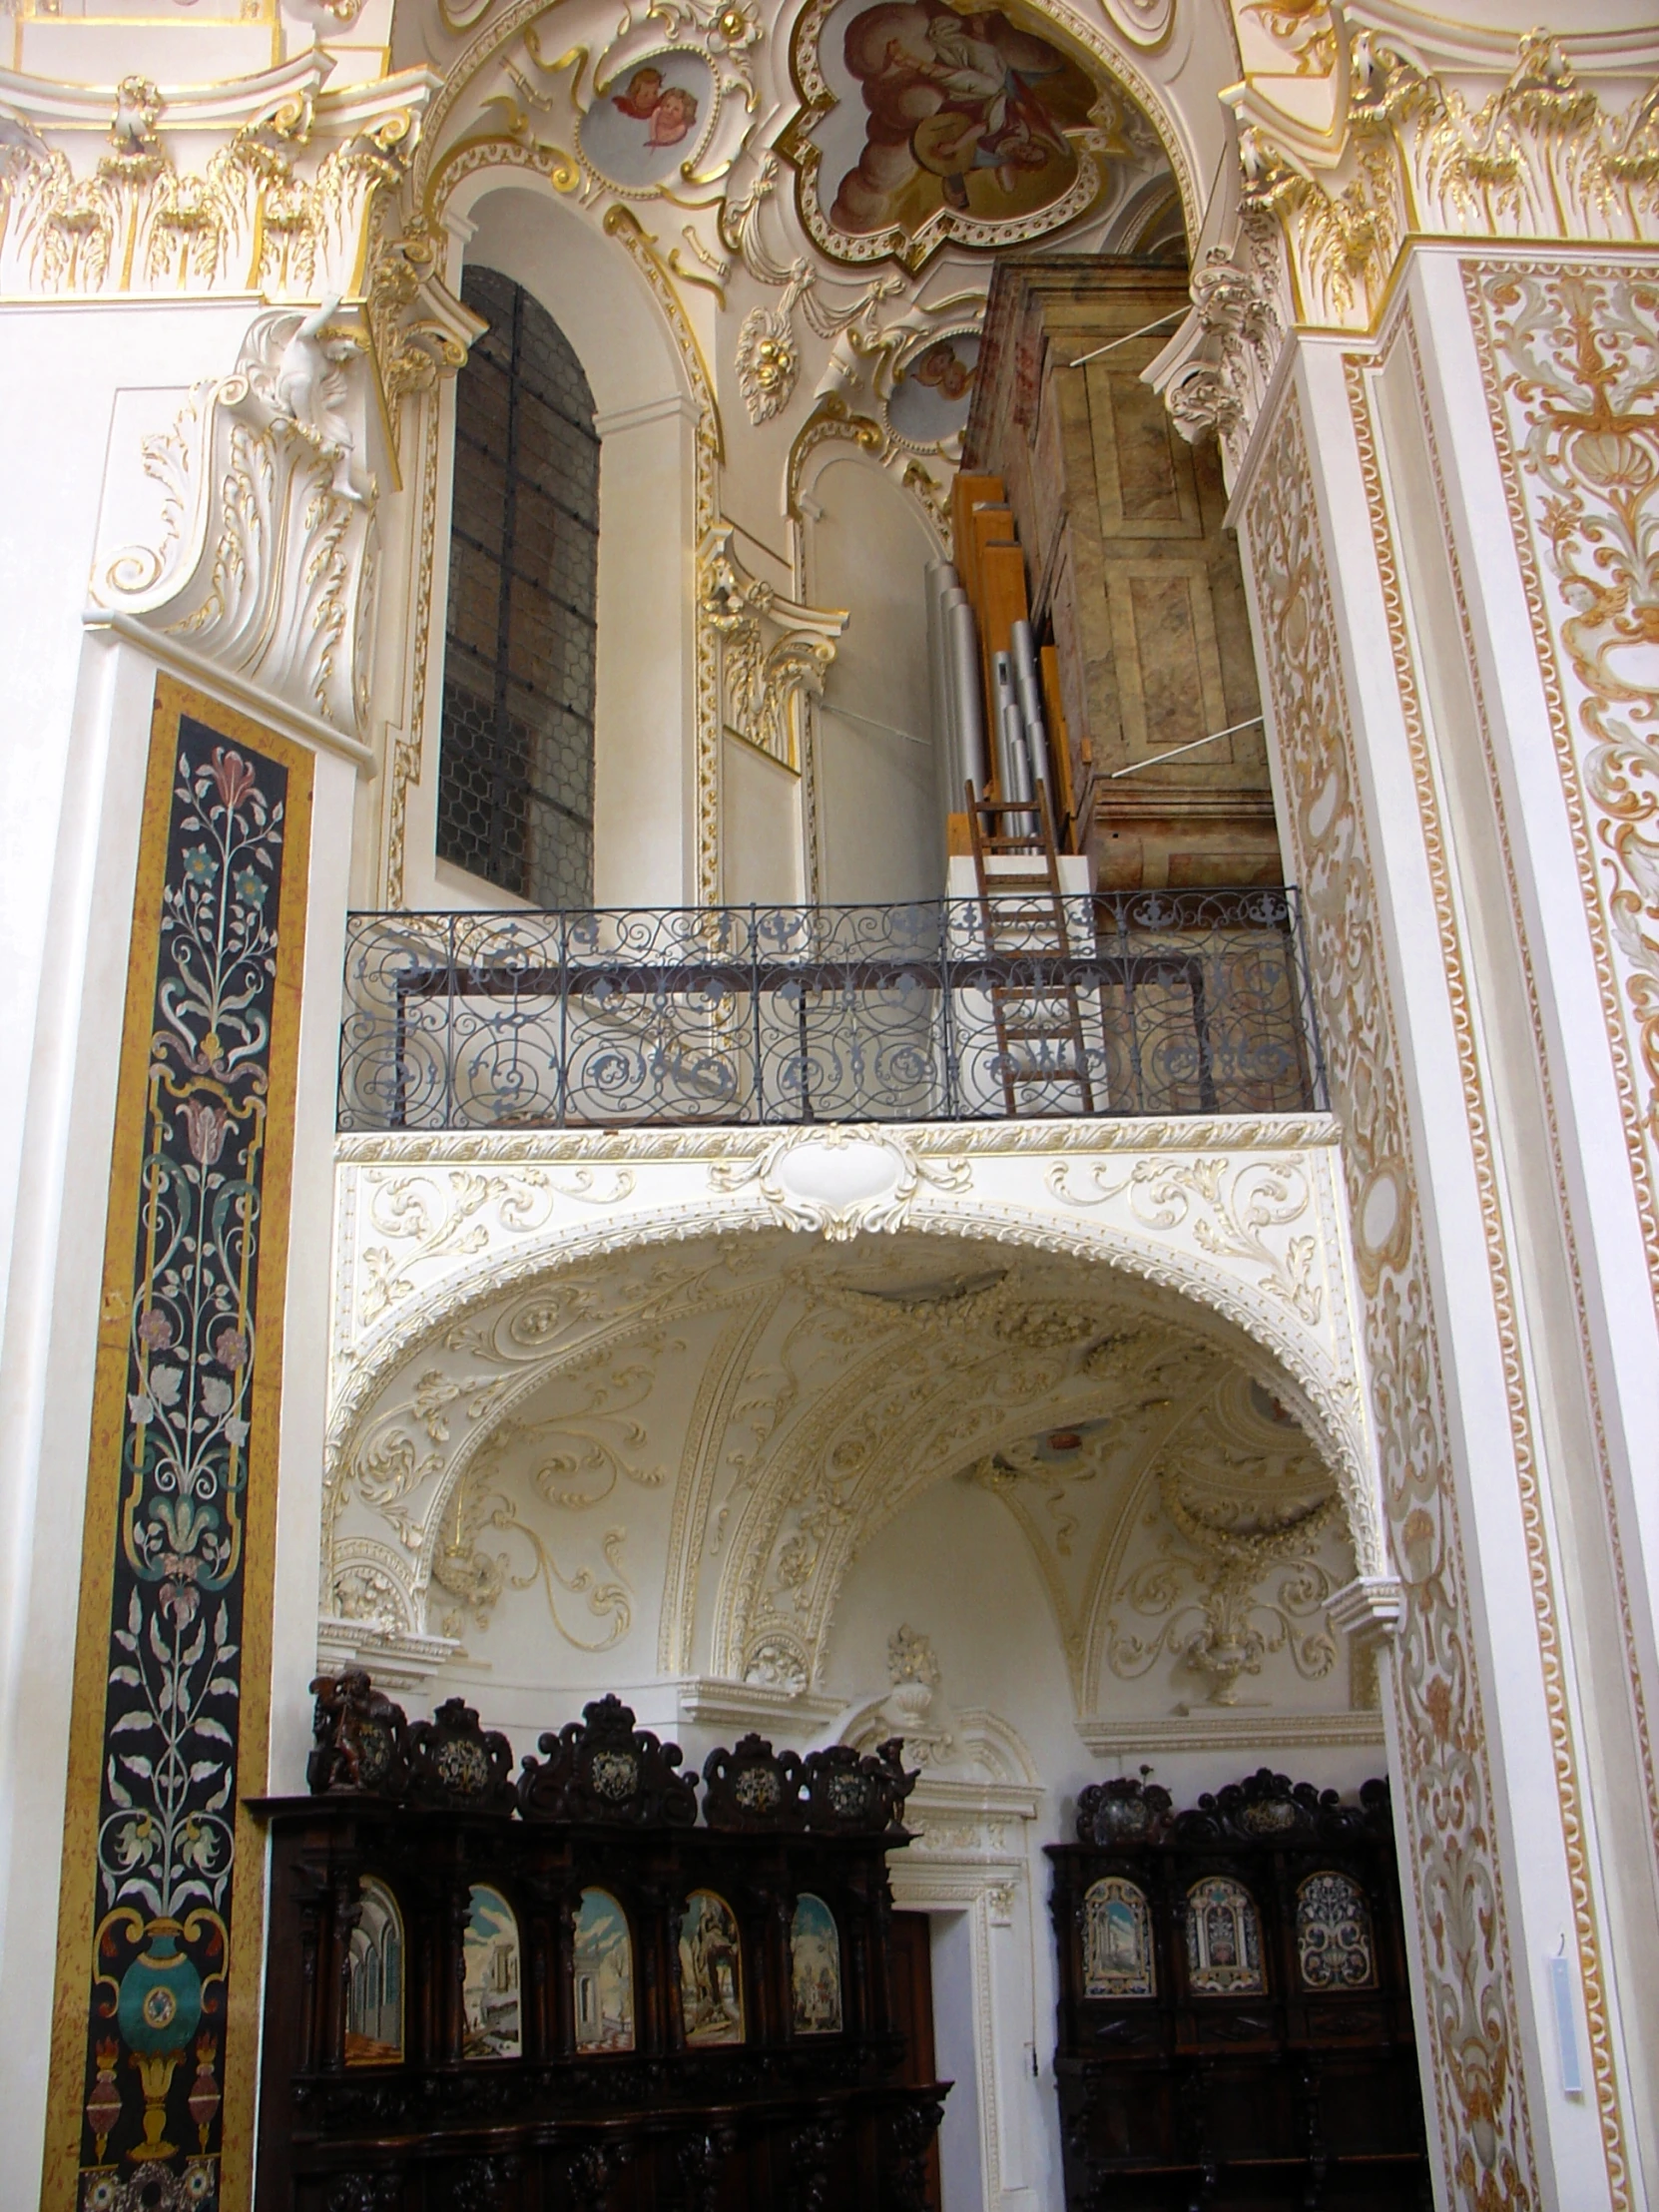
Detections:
[116, 1919, 204, 2161]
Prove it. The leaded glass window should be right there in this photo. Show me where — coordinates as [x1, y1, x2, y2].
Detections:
[438, 266, 599, 905]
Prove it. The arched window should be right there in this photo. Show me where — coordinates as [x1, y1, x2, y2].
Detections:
[439, 265, 599, 906]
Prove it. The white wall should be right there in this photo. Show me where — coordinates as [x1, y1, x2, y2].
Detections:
[931, 1912, 986, 2212]
[806, 455, 945, 906]
[0, 304, 288, 2190]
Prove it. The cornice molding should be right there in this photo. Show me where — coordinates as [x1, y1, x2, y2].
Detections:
[1327, 1573, 1405, 1643]
[1077, 1709, 1385, 1755]
[0, 63, 437, 306]
[1155, 17, 1659, 478]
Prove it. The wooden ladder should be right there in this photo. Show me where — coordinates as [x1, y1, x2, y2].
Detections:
[964, 780, 1096, 1116]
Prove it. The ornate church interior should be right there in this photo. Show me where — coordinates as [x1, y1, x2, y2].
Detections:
[1, 0, 1658, 2208]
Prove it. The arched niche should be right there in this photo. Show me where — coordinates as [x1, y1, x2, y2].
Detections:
[409, 179, 699, 914]
[321, 1144, 1383, 1718]
[799, 450, 946, 906]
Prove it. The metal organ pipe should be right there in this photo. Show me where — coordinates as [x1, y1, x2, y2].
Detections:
[924, 560, 956, 808]
[1009, 618, 1048, 795]
[992, 650, 1036, 832]
[945, 594, 987, 796]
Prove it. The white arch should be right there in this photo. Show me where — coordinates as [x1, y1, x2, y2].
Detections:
[324, 1123, 1386, 1676]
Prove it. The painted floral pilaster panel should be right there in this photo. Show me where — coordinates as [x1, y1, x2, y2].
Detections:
[1465, 259, 1659, 1339]
[47, 678, 312, 2212]
[1242, 395, 1536, 2209]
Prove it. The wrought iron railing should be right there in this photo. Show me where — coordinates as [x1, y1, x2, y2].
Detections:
[338, 890, 1328, 1131]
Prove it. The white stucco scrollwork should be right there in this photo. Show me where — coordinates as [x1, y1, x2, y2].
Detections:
[699, 528, 848, 771]
[0, 60, 432, 302]
[321, 1116, 1382, 1702]
[708, 1126, 970, 1240]
[87, 302, 388, 744]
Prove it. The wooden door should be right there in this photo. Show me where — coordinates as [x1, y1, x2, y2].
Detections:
[888, 1911, 944, 2211]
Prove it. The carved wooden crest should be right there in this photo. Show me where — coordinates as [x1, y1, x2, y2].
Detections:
[517, 1694, 699, 1826]
[1074, 1775, 1173, 1848]
[802, 1739, 915, 1838]
[702, 1733, 810, 1832]
[404, 1695, 517, 1811]
[1172, 1768, 1388, 1848]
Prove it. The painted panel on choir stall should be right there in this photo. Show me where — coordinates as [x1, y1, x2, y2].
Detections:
[1297, 1872, 1377, 1991]
[345, 1880, 405, 2065]
[463, 1886, 523, 2058]
[1184, 1876, 1266, 1996]
[574, 1889, 636, 2053]
[1083, 1876, 1155, 1999]
[680, 1891, 745, 2045]
[791, 1894, 843, 2033]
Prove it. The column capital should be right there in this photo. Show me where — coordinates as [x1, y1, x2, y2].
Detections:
[1231, 20, 1659, 335]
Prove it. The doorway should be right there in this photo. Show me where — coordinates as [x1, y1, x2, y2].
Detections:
[889, 1911, 945, 2210]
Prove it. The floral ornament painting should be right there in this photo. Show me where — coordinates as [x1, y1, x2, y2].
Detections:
[58, 685, 309, 2208]
[579, 48, 718, 191]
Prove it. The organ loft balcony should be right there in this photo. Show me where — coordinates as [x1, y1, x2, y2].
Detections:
[348, 260, 1321, 1137]
[338, 861, 1327, 1135]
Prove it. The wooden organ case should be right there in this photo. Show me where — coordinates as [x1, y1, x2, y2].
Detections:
[1048, 1771, 1430, 2209]
[962, 260, 1281, 894]
[253, 1675, 946, 2210]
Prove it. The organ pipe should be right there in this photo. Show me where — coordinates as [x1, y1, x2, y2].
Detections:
[1009, 618, 1048, 785]
[945, 595, 987, 795]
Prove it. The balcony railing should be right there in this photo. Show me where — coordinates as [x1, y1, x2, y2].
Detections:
[338, 890, 1328, 1132]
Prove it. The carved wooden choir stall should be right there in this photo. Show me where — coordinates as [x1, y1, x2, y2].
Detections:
[1048, 1770, 1429, 2208]
[253, 1676, 946, 2210]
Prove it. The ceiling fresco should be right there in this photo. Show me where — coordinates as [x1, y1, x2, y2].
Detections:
[778, 0, 1166, 269]
[388, 0, 1187, 563]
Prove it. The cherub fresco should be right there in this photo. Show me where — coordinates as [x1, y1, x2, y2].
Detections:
[611, 64, 702, 148]
[910, 337, 975, 400]
[829, 1, 1097, 236]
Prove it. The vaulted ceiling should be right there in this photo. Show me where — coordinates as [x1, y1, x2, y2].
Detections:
[325, 1224, 1357, 1718]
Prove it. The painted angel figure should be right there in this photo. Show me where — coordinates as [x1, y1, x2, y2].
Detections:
[611, 65, 701, 149]
[830, 1, 1088, 236]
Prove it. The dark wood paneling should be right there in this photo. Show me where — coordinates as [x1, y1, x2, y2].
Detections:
[1048, 1771, 1431, 2212]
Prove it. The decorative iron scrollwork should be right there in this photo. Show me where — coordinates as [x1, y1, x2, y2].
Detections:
[337, 890, 1327, 1132]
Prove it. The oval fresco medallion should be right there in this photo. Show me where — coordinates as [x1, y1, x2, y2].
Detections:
[886, 328, 980, 448]
[580, 48, 719, 192]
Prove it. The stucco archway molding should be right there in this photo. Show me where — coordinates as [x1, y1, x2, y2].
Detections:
[322, 1114, 1384, 1682]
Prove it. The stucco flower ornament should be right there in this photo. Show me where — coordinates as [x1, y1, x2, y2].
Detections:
[707, 0, 762, 55]
[736, 305, 799, 423]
